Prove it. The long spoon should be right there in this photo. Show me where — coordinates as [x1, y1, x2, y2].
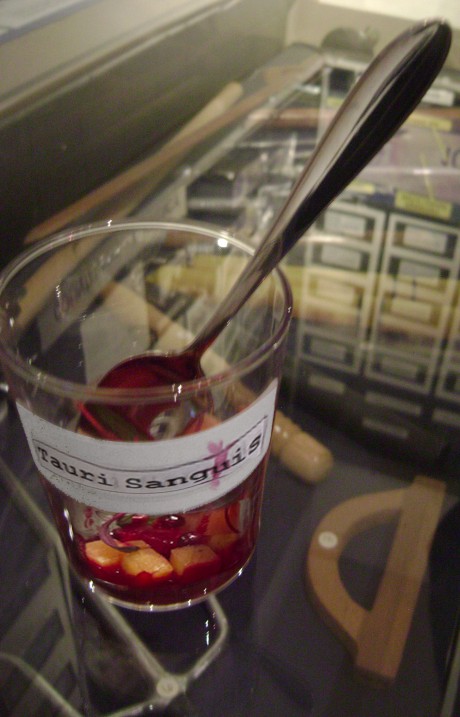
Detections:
[86, 19, 451, 427]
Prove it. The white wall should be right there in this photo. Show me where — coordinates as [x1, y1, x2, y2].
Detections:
[0, 0, 223, 113]
[3, 0, 460, 117]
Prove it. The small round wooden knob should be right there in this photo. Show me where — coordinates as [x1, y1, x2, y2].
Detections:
[271, 412, 333, 483]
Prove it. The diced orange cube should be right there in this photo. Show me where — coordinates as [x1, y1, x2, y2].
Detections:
[200, 413, 220, 431]
[121, 547, 173, 580]
[183, 511, 207, 532]
[85, 539, 123, 568]
[183, 508, 228, 535]
[203, 508, 231, 535]
[183, 412, 220, 435]
[226, 501, 244, 532]
[126, 540, 149, 549]
[170, 544, 221, 583]
[208, 533, 239, 554]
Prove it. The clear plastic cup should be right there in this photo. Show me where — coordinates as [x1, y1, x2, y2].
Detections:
[0, 220, 292, 610]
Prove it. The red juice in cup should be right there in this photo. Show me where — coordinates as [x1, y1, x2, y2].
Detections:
[43, 460, 266, 608]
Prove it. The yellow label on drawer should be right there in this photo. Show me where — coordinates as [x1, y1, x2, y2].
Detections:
[349, 180, 376, 195]
[395, 191, 452, 221]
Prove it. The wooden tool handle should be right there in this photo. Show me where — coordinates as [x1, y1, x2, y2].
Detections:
[306, 475, 446, 683]
[271, 413, 333, 484]
[172, 81, 243, 141]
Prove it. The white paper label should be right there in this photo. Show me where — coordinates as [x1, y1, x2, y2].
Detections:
[16, 381, 278, 514]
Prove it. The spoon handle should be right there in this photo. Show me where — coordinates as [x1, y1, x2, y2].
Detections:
[265, 18, 451, 252]
[190, 18, 451, 352]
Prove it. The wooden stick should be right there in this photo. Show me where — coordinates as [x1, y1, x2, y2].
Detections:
[13, 236, 101, 334]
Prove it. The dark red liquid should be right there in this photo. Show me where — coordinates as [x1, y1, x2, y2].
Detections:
[44, 354, 267, 609]
[44, 461, 266, 608]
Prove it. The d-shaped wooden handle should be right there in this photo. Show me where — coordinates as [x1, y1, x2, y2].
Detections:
[306, 475, 446, 683]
